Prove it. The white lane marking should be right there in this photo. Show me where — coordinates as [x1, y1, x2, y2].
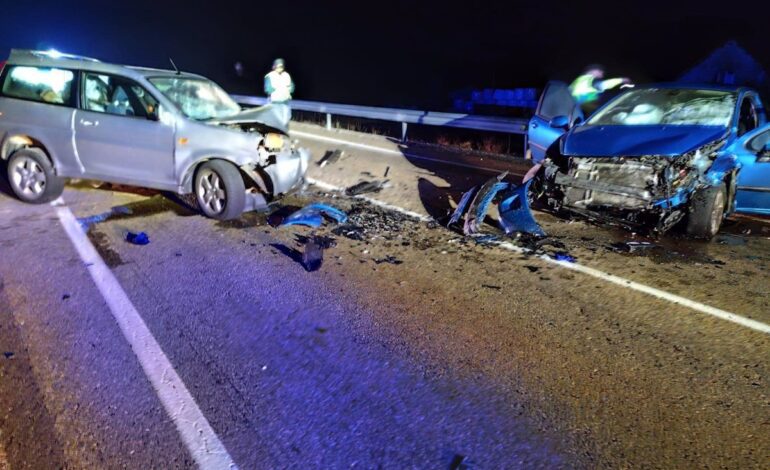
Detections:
[307, 177, 430, 221]
[304, 180, 770, 335]
[292, 129, 523, 176]
[52, 198, 238, 469]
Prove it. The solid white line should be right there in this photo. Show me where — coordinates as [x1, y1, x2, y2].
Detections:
[292, 129, 522, 175]
[52, 199, 238, 469]
[306, 177, 430, 221]
[305, 179, 770, 335]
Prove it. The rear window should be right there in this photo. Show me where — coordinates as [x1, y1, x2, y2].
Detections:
[1, 65, 75, 106]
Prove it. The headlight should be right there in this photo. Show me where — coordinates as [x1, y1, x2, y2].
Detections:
[264, 133, 285, 151]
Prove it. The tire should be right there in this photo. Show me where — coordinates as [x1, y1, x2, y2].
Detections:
[6, 148, 65, 203]
[193, 160, 245, 220]
[686, 183, 726, 239]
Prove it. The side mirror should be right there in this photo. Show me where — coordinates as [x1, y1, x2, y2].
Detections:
[145, 104, 160, 122]
[549, 115, 570, 129]
[759, 143, 770, 162]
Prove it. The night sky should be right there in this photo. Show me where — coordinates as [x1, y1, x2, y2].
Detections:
[2, 0, 768, 109]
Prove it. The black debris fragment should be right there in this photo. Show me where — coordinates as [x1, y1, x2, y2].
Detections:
[303, 238, 324, 272]
[481, 284, 501, 290]
[62, 294, 71, 300]
[374, 255, 403, 265]
[524, 265, 540, 273]
[383, 166, 390, 177]
[449, 453, 472, 470]
[3, 352, 14, 359]
[317, 149, 344, 167]
[609, 241, 657, 253]
[345, 180, 388, 196]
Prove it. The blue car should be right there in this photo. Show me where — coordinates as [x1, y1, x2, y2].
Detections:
[527, 82, 770, 238]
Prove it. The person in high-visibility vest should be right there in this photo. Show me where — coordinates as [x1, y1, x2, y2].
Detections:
[264, 58, 294, 127]
[569, 64, 630, 113]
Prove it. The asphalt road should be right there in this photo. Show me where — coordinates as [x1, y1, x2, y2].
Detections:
[0, 122, 768, 469]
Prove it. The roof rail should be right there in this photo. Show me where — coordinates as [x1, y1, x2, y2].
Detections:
[9, 49, 100, 63]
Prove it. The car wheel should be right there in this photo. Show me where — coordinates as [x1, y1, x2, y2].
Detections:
[7, 148, 65, 203]
[686, 182, 726, 239]
[194, 160, 245, 220]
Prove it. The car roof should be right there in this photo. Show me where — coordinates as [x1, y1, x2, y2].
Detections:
[5, 49, 207, 82]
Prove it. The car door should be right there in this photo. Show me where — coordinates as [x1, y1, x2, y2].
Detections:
[74, 71, 175, 188]
[526, 81, 579, 163]
[731, 123, 770, 215]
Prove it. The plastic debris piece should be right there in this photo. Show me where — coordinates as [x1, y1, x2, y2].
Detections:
[481, 284, 501, 290]
[62, 294, 71, 300]
[317, 149, 344, 167]
[463, 172, 509, 235]
[125, 231, 150, 245]
[498, 179, 546, 237]
[471, 234, 498, 245]
[279, 203, 348, 228]
[374, 255, 403, 265]
[383, 166, 390, 177]
[78, 205, 132, 230]
[345, 180, 388, 196]
[553, 252, 575, 263]
[302, 237, 324, 272]
[3, 352, 14, 359]
[610, 241, 657, 253]
[448, 186, 478, 227]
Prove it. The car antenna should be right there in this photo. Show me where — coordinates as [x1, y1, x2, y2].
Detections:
[168, 57, 181, 75]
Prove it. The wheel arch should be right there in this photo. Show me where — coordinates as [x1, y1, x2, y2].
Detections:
[179, 156, 272, 196]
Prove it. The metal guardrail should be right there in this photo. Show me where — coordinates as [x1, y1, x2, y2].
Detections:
[232, 95, 528, 140]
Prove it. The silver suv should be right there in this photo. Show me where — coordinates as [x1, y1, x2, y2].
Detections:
[0, 49, 309, 219]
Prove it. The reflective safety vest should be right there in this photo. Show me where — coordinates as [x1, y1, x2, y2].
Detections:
[264, 70, 294, 103]
[569, 75, 625, 104]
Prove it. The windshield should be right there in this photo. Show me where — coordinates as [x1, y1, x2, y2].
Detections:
[149, 77, 240, 120]
[587, 88, 736, 127]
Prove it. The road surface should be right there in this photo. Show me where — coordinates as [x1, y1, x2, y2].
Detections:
[0, 122, 768, 468]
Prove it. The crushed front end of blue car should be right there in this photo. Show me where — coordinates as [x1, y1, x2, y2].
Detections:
[542, 137, 734, 233]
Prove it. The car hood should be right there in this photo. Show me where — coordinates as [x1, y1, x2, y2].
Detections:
[563, 125, 728, 157]
[208, 104, 288, 135]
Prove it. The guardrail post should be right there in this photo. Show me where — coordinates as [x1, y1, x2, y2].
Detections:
[401, 122, 408, 142]
[326, 113, 332, 130]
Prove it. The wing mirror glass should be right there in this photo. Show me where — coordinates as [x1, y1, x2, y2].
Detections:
[549, 115, 570, 129]
[759, 143, 770, 162]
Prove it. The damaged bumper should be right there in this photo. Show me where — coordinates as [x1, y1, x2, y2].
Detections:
[548, 156, 693, 231]
[262, 148, 310, 196]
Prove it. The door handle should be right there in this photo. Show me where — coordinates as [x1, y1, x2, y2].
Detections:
[80, 119, 99, 127]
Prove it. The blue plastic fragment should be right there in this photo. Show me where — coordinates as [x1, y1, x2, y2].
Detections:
[498, 179, 546, 237]
[125, 231, 150, 245]
[279, 203, 348, 228]
[464, 172, 509, 235]
[553, 252, 575, 263]
[448, 186, 478, 226]
[78, 205, 132, 230]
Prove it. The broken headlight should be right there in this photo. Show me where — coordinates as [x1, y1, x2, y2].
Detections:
[666, 138, 726, 188]
[263, 133, 285, 151]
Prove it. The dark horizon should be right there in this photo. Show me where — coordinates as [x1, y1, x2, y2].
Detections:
[2, 0, 768, 109]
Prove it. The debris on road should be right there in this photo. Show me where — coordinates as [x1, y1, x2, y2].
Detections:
[125, 231, 150, 245]
[609, 241, 657, 253]
[715, 234, 748, 246]
[62, 294, 71, 300]
[553, 252, 576, 263]
[345, 180, 388, 196]
[317, 149, 344, 167]
[78, 205, 132, 230]
[302, 237, 325, 271]
[374, 255, 403, 265]
[450, 172, 545, 237]
[3, 352, 14, 359]
[383, 166, 390, 177]
[481, 284, 502, 290]
[279, 203, 348, 228]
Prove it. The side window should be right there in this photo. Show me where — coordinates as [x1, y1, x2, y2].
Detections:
[748, 129, 770, 155]
[82, 73, 158, 119]
[737, 97, 758, 137]
[0, 65, 75, 106]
